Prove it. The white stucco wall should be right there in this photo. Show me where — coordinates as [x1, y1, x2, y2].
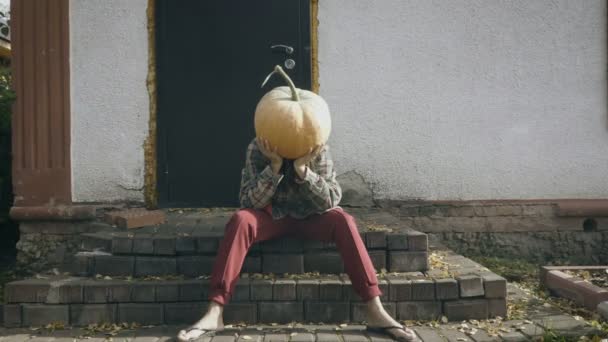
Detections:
[319, 0, 608, 200]
[69, 0, 608, 203]
[70, 0, 149, 202]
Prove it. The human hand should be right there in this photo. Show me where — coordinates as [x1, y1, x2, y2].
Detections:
[294, 144, 323, 180]
[257, 137, 283, 174]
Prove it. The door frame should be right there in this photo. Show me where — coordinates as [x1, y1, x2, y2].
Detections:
[146, 0, 319, 208]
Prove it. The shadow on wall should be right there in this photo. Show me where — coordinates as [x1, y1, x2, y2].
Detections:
[336, 171, 375, 207]
[0, 65, 18, 266]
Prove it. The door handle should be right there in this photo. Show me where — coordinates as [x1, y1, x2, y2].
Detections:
[270, 44, 294, 54]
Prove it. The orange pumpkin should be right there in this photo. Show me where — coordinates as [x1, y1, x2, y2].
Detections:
[255, 65, 331, 159]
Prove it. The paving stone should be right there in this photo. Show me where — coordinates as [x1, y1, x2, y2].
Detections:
[365, 231, 387, 249]
[251, 278, 273, 301]
[296, 279, 319, 301]
[282, 237, 305, 253]
[506, 320, 545, 338]
[154, 236, 176, 255]
[466, 329, 496, 342]
[45, 282, 84, 304]
[411, 327, 445, 342]
[302, 240, 326, 251]
[118, 303, 164, 325]
[259, 239, 286, 253]
[179, 280, 207, 301]
[196, 235, 221, 253]
[262, 332, 288, 342]
[407, 232, 428, 251]
[412, 279, 435, 300]
[435, 279, 459, 300]
[164, 302, 207, 324]
[341, 330, 369, 342]
[133, 234, 155, 254]
[94, 255, 135, 276]
[437, 326, 471, 342]
[5, 280, 49, 303]
[367, 330, 397, 342]
[304, 301, 349, 323]
[457, 276, 484, 298]
[487, 298, 507, 318]
[388, 251, 428, 272]
[351, 302, 396, 323]
[386, 277, 412, 301]
[368, 250, 386, 271]
[22, 304, 69, 326]
[70, 304, 117, 325]
[259, 302, 302, 323]
[155, 283, 180, 302]
[319, 277, 343, 301]
[130, 283, 156, 302]
[304, 252, 344, 273]
[71, 254, 94, 276]
[443, 299, 488, 321]
[83, 282, 109, 303]
[396, 301, 442, 320]
[177, 256, 214, 276]
[286, 331, 315, 342]
[387, 233, 408, 250]
[598, 301, 608, 320]
[3, 304, 21, 327]
[262, 254, 304, 274]
[242, 255, 262, 273]
[531, 314, 586, 332]
[107, 281, 132, 302]
[273, 279, 296, 301]
[175, 236, 197, 254]
[111, 236, 133, 254]
[232, 278, 250, 302]
[236, 329, 264, 342]
[81, 233, 112, 252]
[482, 274, 507, 299]
[378, 279, 390, 301]
[136, 257, 177, 276]
[499, 331, 528, 342]
[210, 330, 240, 341]
[314, 331, 342, 342]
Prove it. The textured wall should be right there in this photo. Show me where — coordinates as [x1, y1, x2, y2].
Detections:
[70, 0, 608, 203]
[318, 0, 608, 200]
[70, 0, 149, 202]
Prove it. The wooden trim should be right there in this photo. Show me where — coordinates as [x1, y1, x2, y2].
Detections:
[144, 0, 158, 208]
[10, 0, 71, 206]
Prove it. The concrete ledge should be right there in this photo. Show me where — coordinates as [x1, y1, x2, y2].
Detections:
[10, 205, 97, 221]
[541, 267, 608, 310]
[556, 199, 608, 217]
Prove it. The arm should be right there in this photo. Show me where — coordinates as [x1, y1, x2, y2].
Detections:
[294, 145, 342, 211]
[239, 140, 284, 209]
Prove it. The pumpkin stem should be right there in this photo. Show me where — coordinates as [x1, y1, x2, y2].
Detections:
[260, 65, 300, 102]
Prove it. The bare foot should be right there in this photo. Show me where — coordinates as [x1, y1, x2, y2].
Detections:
[365, 296, 419, 341]
[177, 302, 225, 341]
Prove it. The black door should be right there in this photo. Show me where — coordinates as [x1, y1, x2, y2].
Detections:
[156, 0, 312, 207]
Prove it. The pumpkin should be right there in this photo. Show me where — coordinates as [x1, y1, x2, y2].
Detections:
[254, 65, 331, 159]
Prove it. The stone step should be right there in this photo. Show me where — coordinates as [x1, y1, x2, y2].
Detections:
[65, 247, 429, 277]
[4, 270, 508, 327]
[79, 228, 429, 257]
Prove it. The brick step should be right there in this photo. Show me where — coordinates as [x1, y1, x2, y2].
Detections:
[79, 228, 429, 257]
[4, 272, 507, 327]
[73, 228, 429, 275]
[64, 248, 429, 277]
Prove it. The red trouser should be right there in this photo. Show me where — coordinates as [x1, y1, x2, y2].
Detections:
[208, 207, 382, 305]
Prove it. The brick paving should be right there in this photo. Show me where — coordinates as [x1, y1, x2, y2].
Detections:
[1, 284, 605, 341]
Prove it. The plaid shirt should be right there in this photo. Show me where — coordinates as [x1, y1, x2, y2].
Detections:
[239, 138, 342, 220]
